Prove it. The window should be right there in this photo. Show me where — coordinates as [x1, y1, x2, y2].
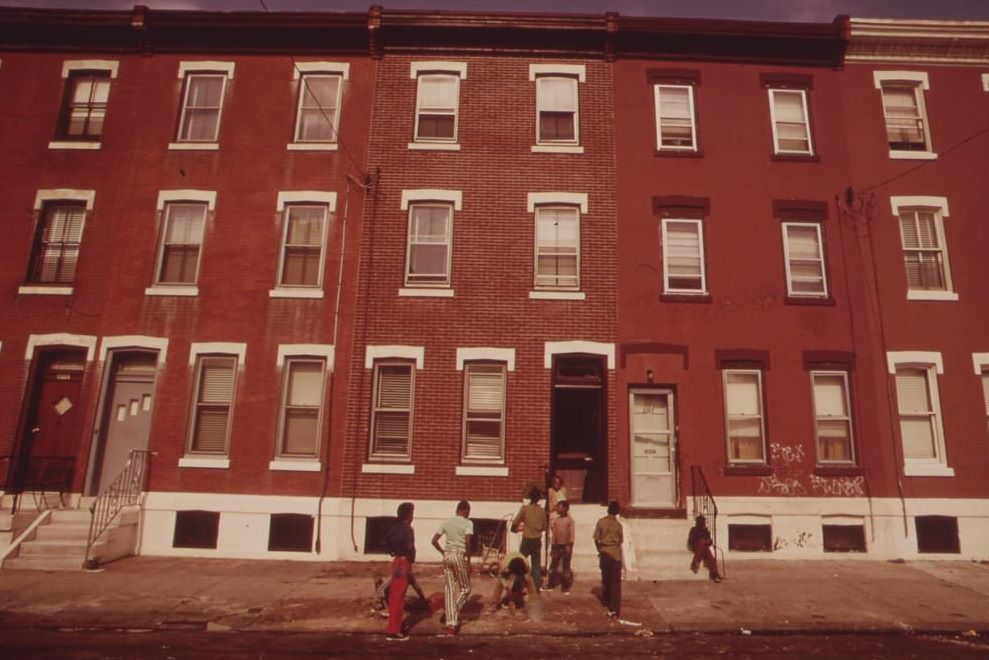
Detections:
[874, 72, 932, 156]
[661, 218, 706, 294]
[723, 370, 765, 463]
[535, 75, 578, 145]
[534, 206, 580, 290]
[27, 202, 86, 284]
[155, 202, 207, 286]
[277, 359, 325, 458]
[172, 510, 220, 549]
[462, 363, 506, 462]
[811, 371, 854, 464]
[897, 207, 952, 296]
[405, 203, 452, 286]
[981, 368, 989, 435]
[414, 73, 459, 142]
[294, 73, 341, 143]
[654, 84, 697, 151]
[189, 355, 237, 454]
[889, 353, 952, 477]
[175, 63, 234, 144]
[57, 71, 111, 140]
[768, 88, 813, 155]
[370, 362, 414, 460]
[278, 204, 327, 288]
[782, 222, 827, 297]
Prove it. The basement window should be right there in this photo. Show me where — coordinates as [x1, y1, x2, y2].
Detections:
[172, 510, 220, 549]
[364, 516, 398, 555]
[822, 524, 866, 552]
[915, 515, 960, 554]
[728, 523, 772, 552]
[268, 513, 314, 552]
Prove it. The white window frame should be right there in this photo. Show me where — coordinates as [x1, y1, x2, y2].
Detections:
[890, 196, 955, 301]
[404, 202, 454, 288]
[782, 221, 828, 298]
[19, 190, 95, 296]
[50, 60, 119, 149]
[530, 64, 585, 152]
[886, 351, 952, 477]
[291, 72, 343, 147]
[410, 62, 466, 149]
[973, 353, 989, 436]
[768, 88, 814, 156]
[723, 369, 767, 464]
[654, 83, 697, 151]
[461, 361, 508, 464]
[271, 192, 335, 295]
[810, 370, 855, 465]
[369, 360, 415, 462]
[185, 353, 239, 459]
[661, 217, 707, 295]
[152, 200, 208, 291]
[533, 205, 581, 292]
[275, 356, 327, 460]
[873, 71, 935, 160]
[172, 62, 234, 148]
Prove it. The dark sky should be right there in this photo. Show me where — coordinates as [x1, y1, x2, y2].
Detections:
[4, 0, 989, 22]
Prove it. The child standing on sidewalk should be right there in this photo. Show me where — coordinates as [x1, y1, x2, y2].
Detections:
[548, 500, 574, 594]
[512, 487, 547, 591]
[431, 500, 474, 635]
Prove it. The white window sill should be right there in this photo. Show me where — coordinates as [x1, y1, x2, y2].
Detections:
[49, 141, 101, 150]
[399, 287, 455, 298]
[907, 290, 958, 301]
[179, 456, 230, 469]
[665, 289, 708, 296]
[269, 458, 321, 472]
[362, 463, 415, 474]
[455, 465, 509, 477]
[407, 142, 461, 151]
[658, 146, 698, 153]
[529, 290, 585, 300]
[18, 285, 73, 296]
[531, 145, 584, 154]
[145, 286, 199, 297]
[287, 143, 338, 151]
[889, 150, 937, 160]
[168, 142, 220, 151]
[904, 463, 955, 477]
[269, 288, 325, 299]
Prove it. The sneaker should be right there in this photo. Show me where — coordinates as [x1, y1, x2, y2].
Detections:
[712, 575, 723, 583]
[385, 633, 409, 641]
[618, 618, 642, 627]
[607, 611, 618, 619]
[563, 591, 571, 596]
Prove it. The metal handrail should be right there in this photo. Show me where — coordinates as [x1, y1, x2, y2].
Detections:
[85, 450, 152, 569]
[690, 464, 725, 577]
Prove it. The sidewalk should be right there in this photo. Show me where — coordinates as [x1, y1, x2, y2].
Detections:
[0, 557, 987, 637]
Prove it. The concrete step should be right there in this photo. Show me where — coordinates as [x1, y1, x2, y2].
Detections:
[34, 524, 90, 541]
[3, 554, 87, 571]
[18, 539, 87, 557]
[49, 509, 92, 524]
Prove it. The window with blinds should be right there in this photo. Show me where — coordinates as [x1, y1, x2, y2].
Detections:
[661, 218, 705, 294]
[898, 208, 949, 292]
[157, 202, 206, 285]
[279, 204, 327, 287]
[177, 73, 227, 142]
[190, 356, 237, 454]
[654, 84, 697, 151]
[723, 370, 766, 462]
[415, 73, 459, 142]
[782, 222, 827, 297]
[405, 203, 452, 286]
[462, 363, 506, 462]
[880, 82, 929, 152]
[278, 359, 325, 457]
[894, 366, 939, 460]
[370, 362, 414, 459]
[58, 71, 111, 140]
[811, 371, 854, 463]
[534, 206, 580, 290]
[294, 73, 341, 143]
[535, 76, 578, 144]
[768, 88, 813, 155]
[29, 202, 86, 284]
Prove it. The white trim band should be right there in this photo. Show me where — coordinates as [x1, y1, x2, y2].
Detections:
[26, 333, 97, 362]
[62, 59, 119, 78]
[890, 195, 949, 216]
[276, 191, 337, 212]
[886, 351, 944, 374]
[276, 344, 334, 369]
[455, 465, 510, 477]
[529, 63, 586, 82]
[527, 192, 588, 213]
[178, 61, 235, 79]
[362, 463, 415, 475]
[292, 61, 350, 79]
[544, 340, 615, 369]
[456, 347, 516, 371]
[410, 61, 467, 78]
[157, 190, 217, 211]
[365, 345, 425, 370]
[34, 189, 95, 211]
[401, 189, 463, 211]
[873, 70, 929, 89]
[189, 342, 247, 366]
[99, 336, 169, 365]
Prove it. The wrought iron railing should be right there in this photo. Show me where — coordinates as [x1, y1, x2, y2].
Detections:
[2, 455, 77, 512]
[85, 450, 151, 569]
[690, 464, 725, 575]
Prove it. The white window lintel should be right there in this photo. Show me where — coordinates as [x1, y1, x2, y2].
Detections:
[873, 70, 929, 90]
[456, 347, 516, 371]
[401, 189, 462, 211]
[890, 195, 949, 217]
[62, 59, 119, 78]
[178, 61, 235, 79]
[157, 190, 217, 211]
[972, 353, 989, 375]
[276, 344, 334, 370]
[529, 63, 586, 82]
[292, 61, 350, 80]
[365, 345, 424, 370]
[886, 351, 943, 374]
[410, 61, 467, 78]
[276, 191, 337, 212]
[34, 189, 95, 211]
[527, 192, 588, 213]
[189, 342, 247, 366]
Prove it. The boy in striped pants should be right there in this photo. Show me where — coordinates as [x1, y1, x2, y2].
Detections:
[432, 500, 474, 636]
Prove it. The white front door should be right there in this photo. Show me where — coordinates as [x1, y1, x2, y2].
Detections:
[629, 388, 677, 507]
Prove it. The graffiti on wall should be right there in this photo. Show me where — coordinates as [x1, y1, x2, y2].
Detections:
[751, 442, 864, 497]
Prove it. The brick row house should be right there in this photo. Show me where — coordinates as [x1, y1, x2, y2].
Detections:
[0, 6, 986, 570]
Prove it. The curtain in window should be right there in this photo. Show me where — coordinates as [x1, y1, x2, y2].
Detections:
[281, 205, 326, 286]
[895, 368, 937, 459]
[813, 373, 852, 461]
[725, 371, 764, 461]
[664, 220, 703, 292]
[785, 223, 825, 295]
[281, 360, 323, 456]
[372, 364, 412, 457]
[772, 90, 811, 152]
[899, 210, 945, 290]
[535, 207, 579, 288]
[180, 74, 224, 141]
[192, 357, 235, 453]
[882, 84, 926, 149]
[66, 74, 110, 137]
[160, 203, 205, 284]
[657, 85, 694, 148]
[33, 204, 85, 284]
[416, 75, 457, 140]
[463, 364, 505, 461]
[407, 205, 451, 284]
[297, 75, 339, 142]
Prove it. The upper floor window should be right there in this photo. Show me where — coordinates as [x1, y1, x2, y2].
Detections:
[277, 358, 326, 458]
[370, 361, 414, 461]
[654, 84, 697, 151]
[534, 206, 580, 290]
[405, 203, 453, 287]
[295, 74, 341, 143]
[874, 71, 933, 158]
[174, 62, 234, 145]
[462, 362, 507, 463]
[156, 202, 207, 286]
[53, 61, 118, 145]
[811, 371, 855, 464]
[891, 196, 955, 301]
[723, 369, 766, 464]
[411, 62, 465, 147]
[188, 355, 238, 455]
[888, 351, 952, 477]
[768, 88, 813, 155]
[976, 355, 989, 435]
[530, 64, 585, 152]
[782, 222, 827, 297]
[28, 202, 86, 285]
[661, 218, 706, 295]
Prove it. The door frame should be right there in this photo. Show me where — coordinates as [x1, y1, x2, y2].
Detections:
[84, 348, 160, 495]
[549, 353, 608, 504]
[628, 385, 680, 509]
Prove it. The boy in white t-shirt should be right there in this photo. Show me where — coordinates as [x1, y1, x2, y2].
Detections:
[431, 499, 474, 635]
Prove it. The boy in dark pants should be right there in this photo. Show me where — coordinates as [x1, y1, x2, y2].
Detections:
[593, 501, 640, 626]
[512, 487, 547, 591]
[548, 500, 574, 593]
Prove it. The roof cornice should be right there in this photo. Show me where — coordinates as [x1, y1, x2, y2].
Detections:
[848, 18, 989, 65]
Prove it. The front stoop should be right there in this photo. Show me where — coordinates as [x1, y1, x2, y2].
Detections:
[2, 507, 139, 571]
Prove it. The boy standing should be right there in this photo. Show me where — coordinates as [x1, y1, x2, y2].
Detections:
[593, 501, 639, 626]
[431, 500, 474, 635]
[512, 487, 547, 591]
[384, 501, 416, 641]
[548, 500, 574, 594]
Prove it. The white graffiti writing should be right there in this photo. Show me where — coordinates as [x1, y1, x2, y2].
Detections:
[757, 474, 806, 496]
[769, 443, 806, 465]
[810, 475, 865, 497]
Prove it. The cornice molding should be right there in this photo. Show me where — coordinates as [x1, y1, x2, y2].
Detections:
[848, 18, 989, 65]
